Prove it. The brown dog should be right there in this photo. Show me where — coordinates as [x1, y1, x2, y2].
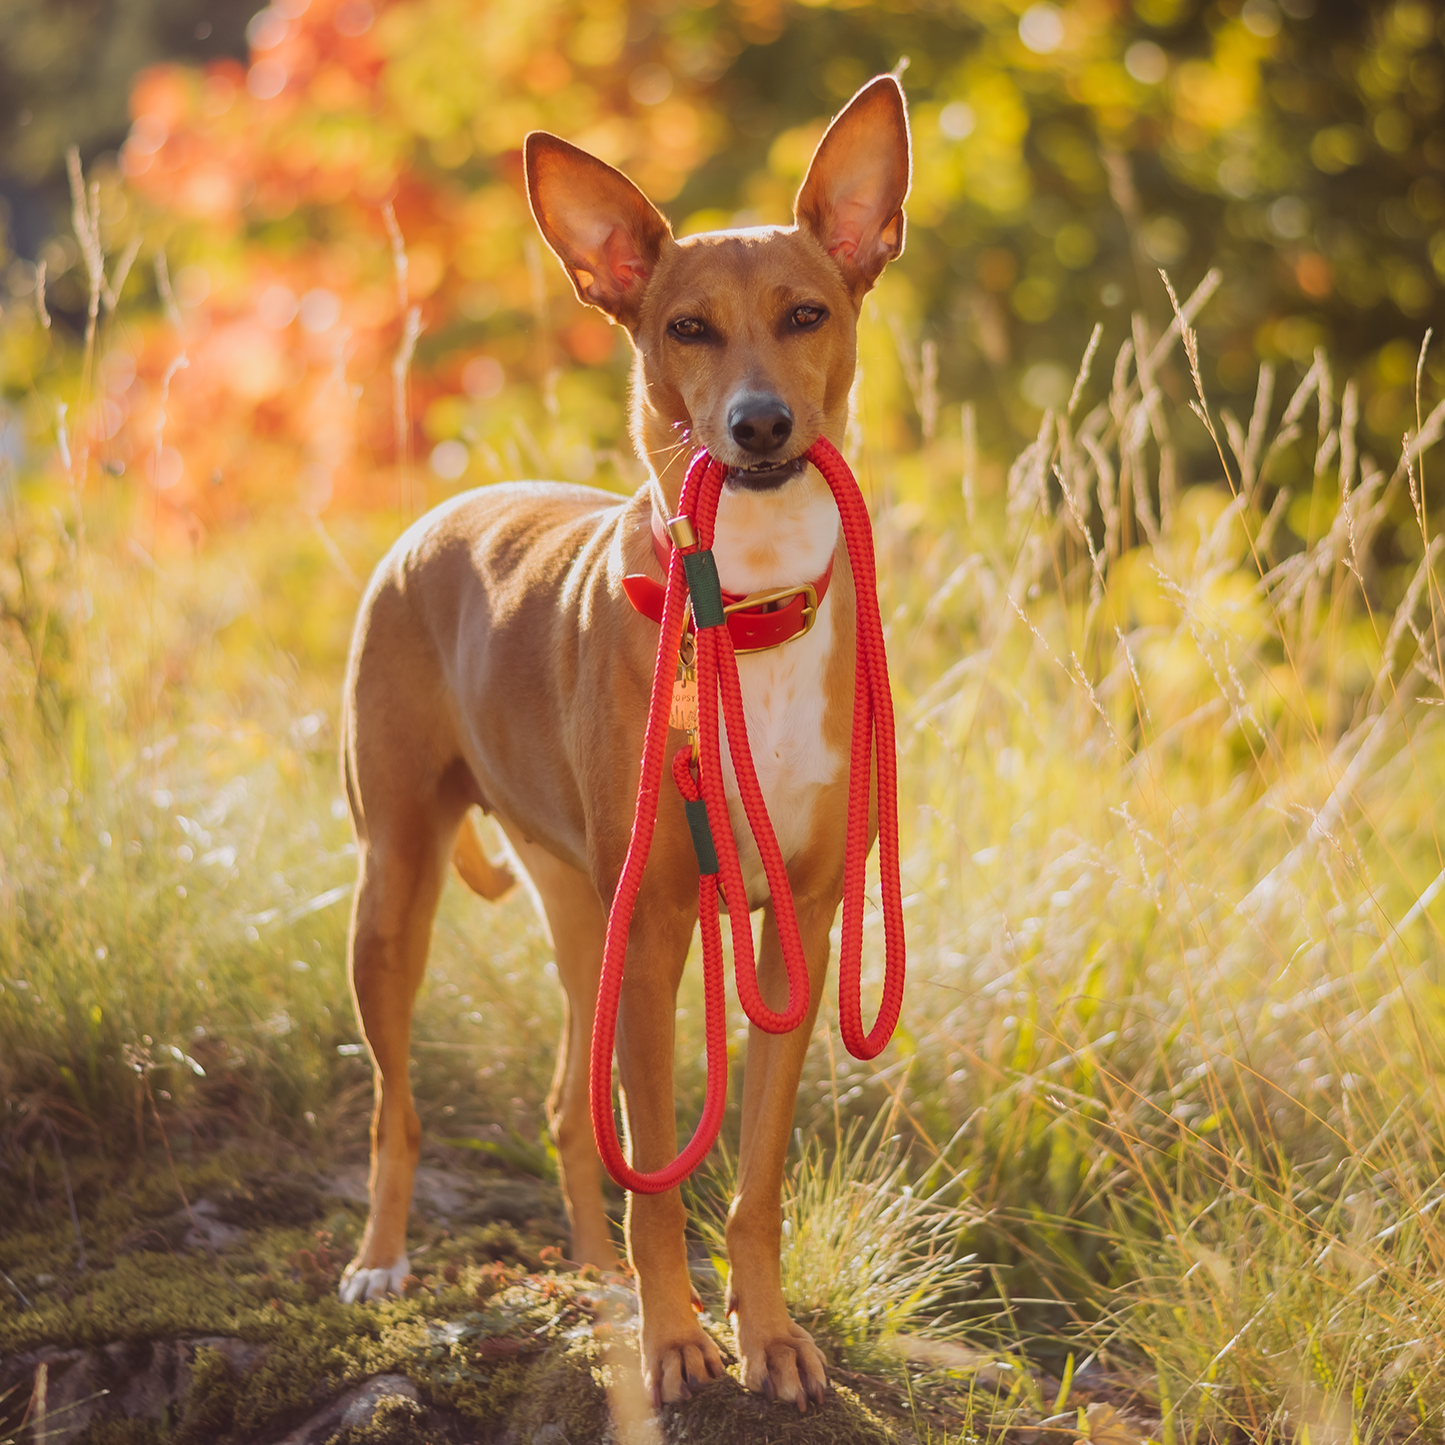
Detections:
[338, 76, 911, 1411]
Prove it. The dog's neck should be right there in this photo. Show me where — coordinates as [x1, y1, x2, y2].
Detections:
[646, 466, 840, 595]
[711, 471, 839, 593]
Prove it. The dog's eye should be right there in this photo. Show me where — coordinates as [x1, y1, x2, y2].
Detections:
[669, 317, 707, 340]
[790, 305, 826, 329]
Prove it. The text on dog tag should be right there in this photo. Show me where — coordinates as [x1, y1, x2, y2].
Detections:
[669, 673, 698, 733]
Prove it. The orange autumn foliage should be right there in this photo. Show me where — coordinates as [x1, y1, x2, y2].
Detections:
[104, 0, 728, 539]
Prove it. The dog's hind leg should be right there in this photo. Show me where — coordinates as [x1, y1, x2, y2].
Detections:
[340, 773, 457, 1302]
[499, 827, 620, 1269]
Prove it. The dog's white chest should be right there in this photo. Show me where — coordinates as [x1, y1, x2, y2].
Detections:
[710, 479, 842, 907]
[719, 621, 838, 906]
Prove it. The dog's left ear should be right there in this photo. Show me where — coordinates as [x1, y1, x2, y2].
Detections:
[795, 76, 911, 301]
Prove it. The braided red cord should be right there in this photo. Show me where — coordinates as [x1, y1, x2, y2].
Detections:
[809, 437, 907, 1060]
[589, 438, 906, 1194]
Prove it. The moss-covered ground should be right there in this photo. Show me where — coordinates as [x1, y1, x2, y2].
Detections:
[1, 1145, 1092, 1445]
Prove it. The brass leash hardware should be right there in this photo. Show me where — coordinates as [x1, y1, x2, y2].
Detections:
[670, 628, 699, 761]
[663, 517, 700, 759]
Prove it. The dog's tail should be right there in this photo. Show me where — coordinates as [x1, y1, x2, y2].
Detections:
[452, 810, 516, 901]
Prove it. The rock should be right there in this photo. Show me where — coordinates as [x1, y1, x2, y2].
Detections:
[191, 1335, 267, 1378]
[458, 1177, 564, 1231]
[8, 1339, 422, 1445]
[212, 1174, 327, 1228]
[410, 1165, 473, 1219]
[3, 1336, 265, 1445]
[182, 1198, 248, 1250]
[340, 1373, 423, 1428]
[4, 1347, 87, 1445]
[318, 1163, 373, 1206]
[275, 1372, 424, 1445]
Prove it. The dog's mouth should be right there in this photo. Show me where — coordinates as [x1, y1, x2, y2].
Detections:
[724, 454, 808, 492]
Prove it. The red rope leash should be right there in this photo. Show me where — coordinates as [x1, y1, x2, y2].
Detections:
[589, 437, 906, 1194]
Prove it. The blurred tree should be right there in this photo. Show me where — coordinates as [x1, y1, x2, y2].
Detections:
[687, 0, 1445, 450]
[0, 0, 256, 254]
[3, 0, 1442, 539]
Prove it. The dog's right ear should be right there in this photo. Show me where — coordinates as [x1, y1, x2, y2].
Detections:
[525, 134, 672, 330]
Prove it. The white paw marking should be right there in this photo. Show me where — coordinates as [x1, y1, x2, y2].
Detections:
[338, 1253, 410, 1303]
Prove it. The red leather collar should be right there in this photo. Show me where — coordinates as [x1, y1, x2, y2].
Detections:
[623, 514, 834, 655]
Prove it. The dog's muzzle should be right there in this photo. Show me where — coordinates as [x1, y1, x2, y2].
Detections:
[724, 391, 803, 490]
[725, 455, 808, 491]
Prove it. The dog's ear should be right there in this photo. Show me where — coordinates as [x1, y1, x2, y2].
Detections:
[525, 134, 672, 329]
[795, 76, 911, 300]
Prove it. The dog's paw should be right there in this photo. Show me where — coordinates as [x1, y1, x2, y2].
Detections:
[641, 1326, 727, 1408]
[736, 1317, 828, 1412]
[339, 1252, 410, 1303]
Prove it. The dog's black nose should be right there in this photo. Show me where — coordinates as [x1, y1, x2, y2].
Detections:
[728, 394, 794, 455]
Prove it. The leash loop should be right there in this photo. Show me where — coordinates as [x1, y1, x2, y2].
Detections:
[589, 440, 906, 1195]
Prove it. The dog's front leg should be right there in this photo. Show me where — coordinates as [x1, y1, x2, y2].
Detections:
[614, 896, 728, 1406]
[725, 894, 835, 1410]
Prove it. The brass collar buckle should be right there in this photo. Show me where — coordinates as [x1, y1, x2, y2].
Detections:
[724, 581, 820, 655]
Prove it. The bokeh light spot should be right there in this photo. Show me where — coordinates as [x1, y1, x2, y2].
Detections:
[175, 265, 210, 308]
[1125, 42, 1168, 85]
[429, 440, 469, 481]
[334, 0, 373, 36]
[1021, 361, 1071, 411]
[258, 284, 299, 328]
[461, 356, 504, 399]
[246, 8, 288, 50]
[1140, 215, 1189, 264]
[1019, 5, 1064, 55]
[150, 446, 184, 491]
[247, 60, 287, 100]
[1240, 0, 1281, 37]
[939, 102, 976, 140]
[129, 113, 168, 155]
[299, 289, 340, 333]
[628, 64, 673, 107]
[1268, 196, 1310, 240]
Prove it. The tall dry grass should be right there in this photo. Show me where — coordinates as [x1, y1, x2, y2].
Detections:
[2, 186, 1444, 1440]
[841, 277, 1445, 1440]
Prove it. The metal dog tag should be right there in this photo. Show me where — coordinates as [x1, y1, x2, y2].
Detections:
[669, 668, 698, 733]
